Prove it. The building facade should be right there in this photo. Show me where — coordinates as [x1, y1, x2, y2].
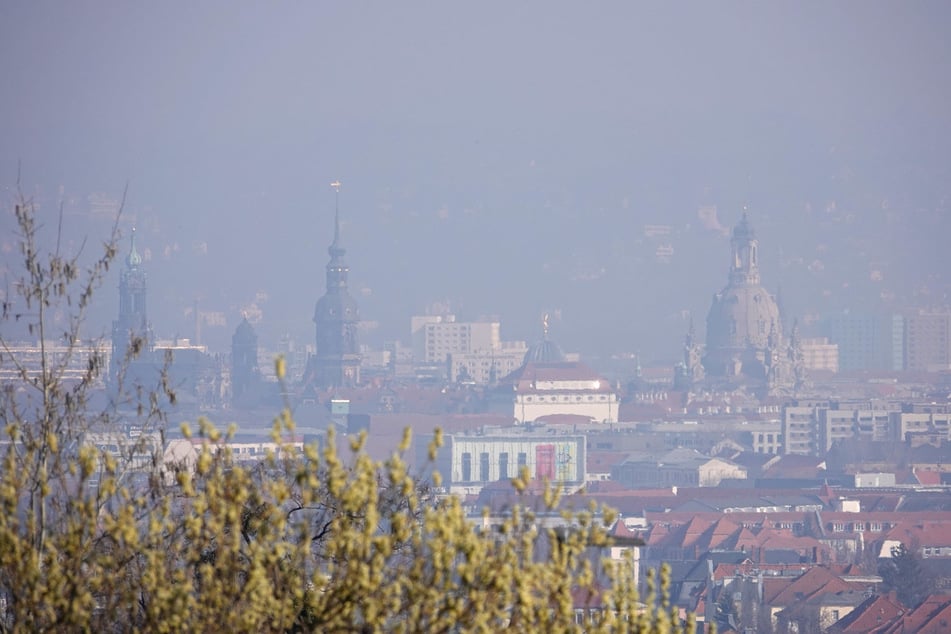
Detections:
[411, 315, 501, 365]
[611, 448, 748, 488]
[800, 337, 839, 373]
[425, 432, 586, 495]
[904, 309, 951, 372]
[489, 361, 619, 424]
[448, 346, 528, 384]
[820, 312, 903, 372]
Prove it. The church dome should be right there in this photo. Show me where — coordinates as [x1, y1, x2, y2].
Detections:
[705, 284, 781, 351]
[523, 313, 566, 365]
[702, 212, 785, 380]
[523, 338, 566, 365]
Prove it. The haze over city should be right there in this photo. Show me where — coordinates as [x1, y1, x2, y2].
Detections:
[1, 2, 949, 361]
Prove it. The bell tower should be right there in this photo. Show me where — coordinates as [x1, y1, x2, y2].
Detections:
[729, 211, 761, 286]
[111, 228, 152, 381]
[312, 181, 361, 387]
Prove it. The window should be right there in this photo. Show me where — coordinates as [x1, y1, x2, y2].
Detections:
[499, 452, 509, 480]
[461, 453, 471, 482]
[480, 453, 490, 482]
[518, 452, 527, 470]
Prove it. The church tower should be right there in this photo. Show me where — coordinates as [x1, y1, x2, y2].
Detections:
[312, 182, 361, 387]
[231, 316, 260, 404]
[728, 212, 760, 286]
[111, 228, 152, 381]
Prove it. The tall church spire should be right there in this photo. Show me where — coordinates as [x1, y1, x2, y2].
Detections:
[111, 227, 151, 382]
[313, 181, 361, 387]
[126, 227, 143, 269]
[325, 180, 349, 290]
[329, 179, 344, 257]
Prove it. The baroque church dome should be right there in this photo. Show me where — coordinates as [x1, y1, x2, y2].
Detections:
[522, 314, 566, 365]
[705, 284, 781, 352]
[703, 213, 783, 379]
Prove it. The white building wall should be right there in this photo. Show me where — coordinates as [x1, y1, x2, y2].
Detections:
[446, 435, 585, 493]
[698, 458, 747, 486]
[449, 347, 527, 384]
[514, 393, 618, 423]
[801, 337, 839, 373]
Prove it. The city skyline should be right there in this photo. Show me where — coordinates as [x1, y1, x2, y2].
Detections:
[1, 3, 949, 361]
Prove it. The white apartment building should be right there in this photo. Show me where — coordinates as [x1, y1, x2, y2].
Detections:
[411, 314, 501, 364]
[800, 337, 839, 373]
[448, 345, 528, 384]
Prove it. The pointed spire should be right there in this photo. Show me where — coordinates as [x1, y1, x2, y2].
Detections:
[331, 180, 341, 248]
[126, 227, 142, 269]
[323, 180, 351, 294]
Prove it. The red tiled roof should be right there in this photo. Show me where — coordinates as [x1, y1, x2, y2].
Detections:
[708, 518, 742, 544]
[609, 520, 640, 540]
[586, 451, 630, 472]
[877, 595, 951, 634]
[830, 593, 904, 633]
[882, 520, 951, 547]
[914, 469, 942, 486]
[768, 566, 855, 607]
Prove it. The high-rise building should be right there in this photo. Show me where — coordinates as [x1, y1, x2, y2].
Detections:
[903, 309, 951, 372]
[799, 337, 839, 373]
[819, 312, 901, 372]
[312, 187, 361, 387]
[111, 229, 152, 381]
[410, 314, 501, 364]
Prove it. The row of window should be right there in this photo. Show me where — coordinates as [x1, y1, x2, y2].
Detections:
[523, 395, 609, 403]
[827, 521, 891, 532]
[460, 451, 528, 482]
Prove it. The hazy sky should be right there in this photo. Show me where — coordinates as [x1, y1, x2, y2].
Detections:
[2, 2, 949, 361]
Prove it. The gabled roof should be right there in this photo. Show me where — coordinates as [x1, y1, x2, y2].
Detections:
[586, 450, 630, 472]
[877, 594, 951, 633]
[882, 520, 951, 547]
[761, 454, 827, 479]
[767, 566, 854, 607]
[914, 469, 942, 486]
[706, 518, 743, 550]
[828, 593, 904, 633]
[608, 520, 642, 544]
